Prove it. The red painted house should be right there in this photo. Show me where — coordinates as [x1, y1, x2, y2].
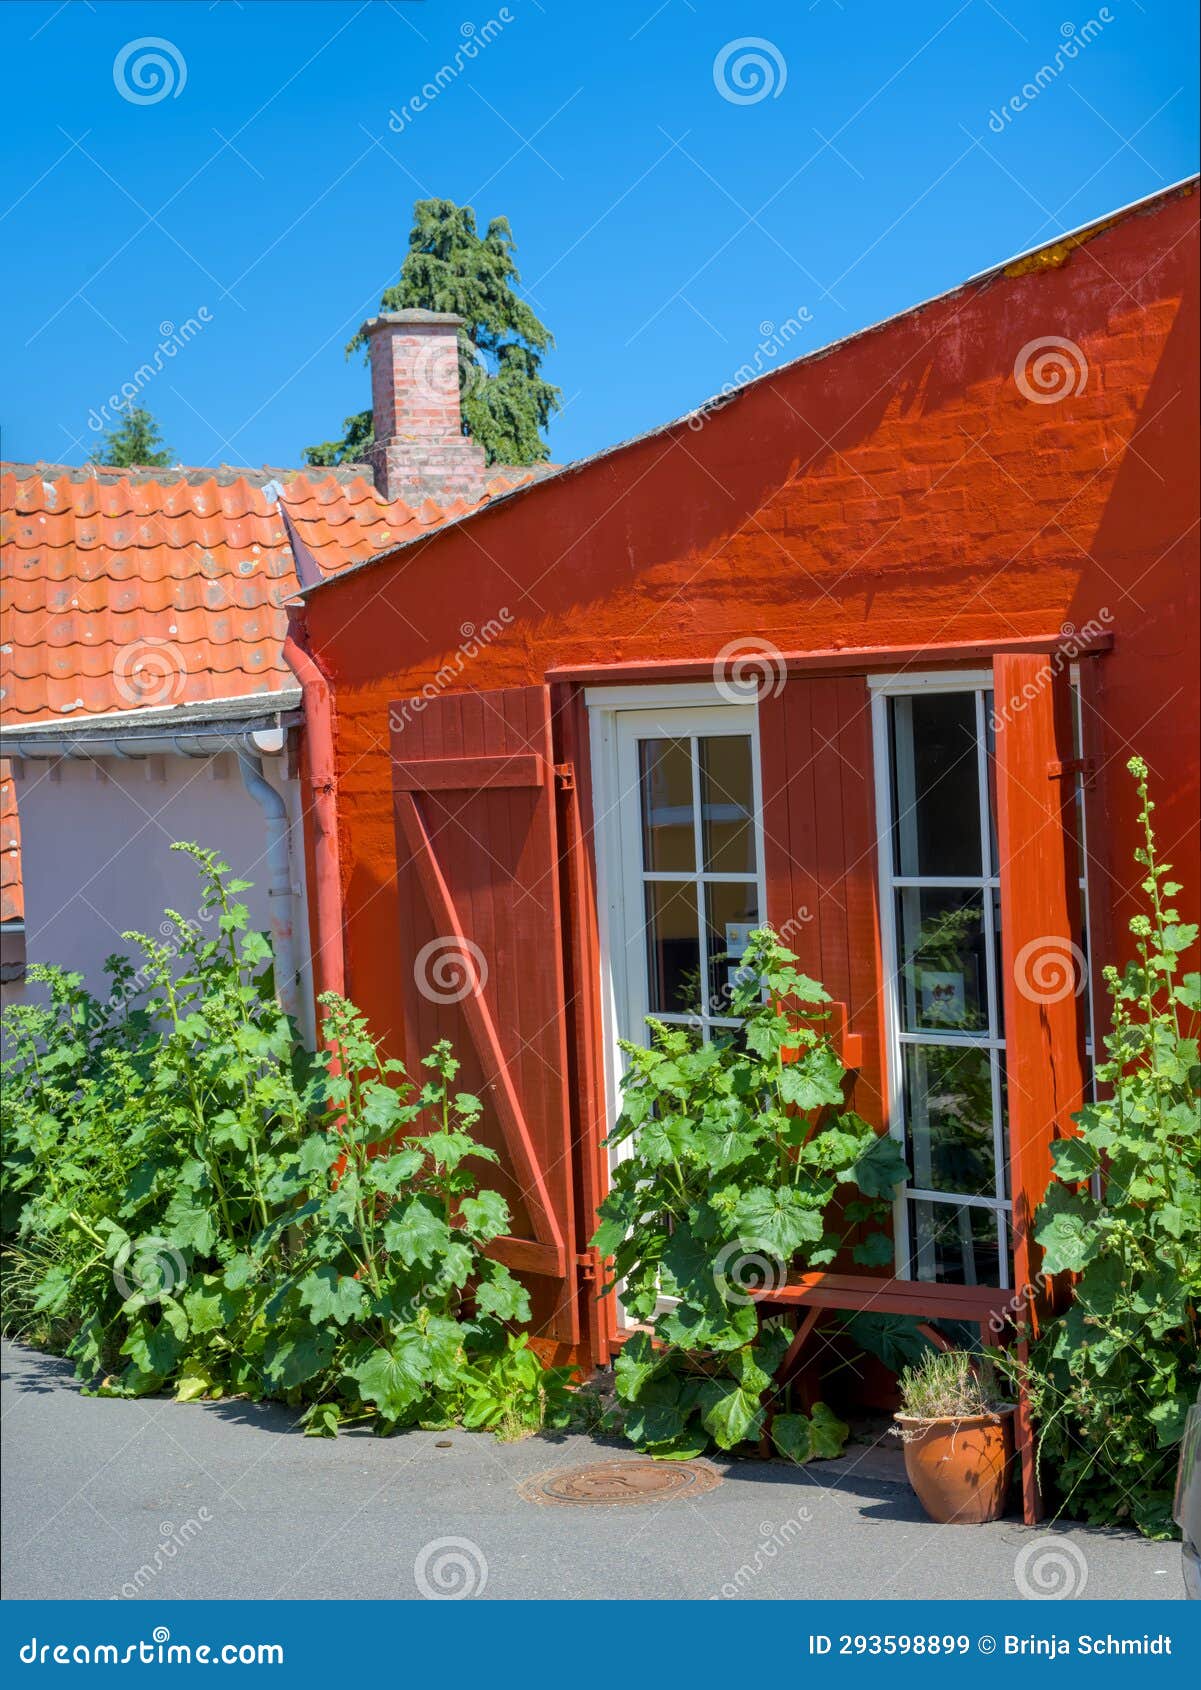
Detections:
[287, 181, 1199, 1427]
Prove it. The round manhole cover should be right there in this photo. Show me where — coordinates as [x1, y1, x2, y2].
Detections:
[518, 1458, 722, 1507]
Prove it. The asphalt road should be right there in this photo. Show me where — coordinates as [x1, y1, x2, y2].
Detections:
[1, 1342, 1184, 1602]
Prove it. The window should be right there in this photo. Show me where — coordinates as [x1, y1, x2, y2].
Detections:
[588, 690, 766, 1188]
[872, 678, 1011, 1289]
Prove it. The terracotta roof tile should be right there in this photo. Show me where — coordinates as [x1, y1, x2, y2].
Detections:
[0, 459, 540, 930]
[0, 464, 530, 727]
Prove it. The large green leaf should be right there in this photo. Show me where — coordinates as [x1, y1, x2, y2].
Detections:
[846, 1130, 908, 1199]
[731, 1186, 824, 1260]
[298, 1265, 367, 1327]
[349, 1336, 432, 1420]
[382, 1194, 452, 1268]
[699, 1377, 763, 1449]
[1035, 1181, 1101, 1274]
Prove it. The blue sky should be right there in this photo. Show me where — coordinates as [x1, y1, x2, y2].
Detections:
[3, 0, 1197, 472]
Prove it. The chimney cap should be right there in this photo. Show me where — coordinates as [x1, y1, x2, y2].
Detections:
[360, 310, 465, 337]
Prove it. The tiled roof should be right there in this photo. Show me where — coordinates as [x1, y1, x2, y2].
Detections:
[1, 759, 20, 924]
[0, 463, 538, 725]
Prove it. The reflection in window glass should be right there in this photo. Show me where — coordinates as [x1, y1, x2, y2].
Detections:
[895, 888, 987, 1033]
[903, 1043, 996, 1197]
[908, 1199, 1001, 1287]
[705, 881, 760, 1014]
[639, 739, 694, 872]
[889, 692, 982, 878]
[644, 880, 701, 1015]
[700, 736, 755, 873]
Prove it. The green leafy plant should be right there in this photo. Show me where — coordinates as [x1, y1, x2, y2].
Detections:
[591, 928, 907, 1462]
[1, 845, 572, 1439]
[895, 1348, 1008, 1423]
[461, 1333, 576, 1440]
[1018, 758, 1200, 1539]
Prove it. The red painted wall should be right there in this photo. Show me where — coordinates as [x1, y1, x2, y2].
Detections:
[304, 186, 1199, 1101]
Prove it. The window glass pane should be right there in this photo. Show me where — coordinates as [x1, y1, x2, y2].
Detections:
[889, 692, 982, 878]
[639, 738, 694, 872]
[903, 1043, 996, 1197]
[895, 888, 988, 1034]
[700, 735, 755, 873]
[705, 882, 760, 1015]
[644, 880, 701, 1016]
[991, 887, 1004, 1040]
[908, 1199, 1001, 1286]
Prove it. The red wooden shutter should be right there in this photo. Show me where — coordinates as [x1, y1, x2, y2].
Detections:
[758, 675, 885, 1129]
[391, 685, 580, 1345]
[992, 657, 1088, 1305]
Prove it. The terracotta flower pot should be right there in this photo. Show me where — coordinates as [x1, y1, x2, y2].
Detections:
[894, 1409, 1015, 1524]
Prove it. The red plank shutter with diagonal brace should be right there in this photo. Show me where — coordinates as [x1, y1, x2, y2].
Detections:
[390, 685, 581, 1346]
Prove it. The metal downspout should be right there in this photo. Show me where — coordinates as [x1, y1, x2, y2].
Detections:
[279, 606, 346, 1008]
[236, 750, 300, 1025]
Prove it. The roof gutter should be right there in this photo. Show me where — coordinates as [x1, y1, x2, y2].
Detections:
[0, 692, 301, 761]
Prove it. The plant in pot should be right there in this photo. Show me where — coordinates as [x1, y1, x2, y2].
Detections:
[894, 1348, 1015, 1524]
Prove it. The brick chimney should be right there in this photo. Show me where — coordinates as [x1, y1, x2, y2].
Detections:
[361, 311, 490, 506]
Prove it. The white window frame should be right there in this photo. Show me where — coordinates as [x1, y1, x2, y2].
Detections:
[869, 670, 1014, 1289]
[586, 684, 767, 1186]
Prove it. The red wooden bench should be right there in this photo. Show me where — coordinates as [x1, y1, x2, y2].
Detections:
[753, 1271, 1040, 1523]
